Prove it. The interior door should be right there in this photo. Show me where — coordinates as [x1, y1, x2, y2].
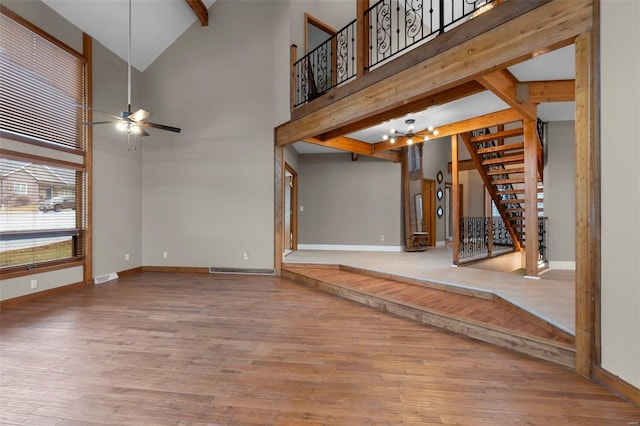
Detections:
[423, 179, 436, 246]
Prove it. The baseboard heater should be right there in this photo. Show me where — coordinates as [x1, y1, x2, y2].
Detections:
[94, 272, 118, 284]
[209, 267, 274, 275]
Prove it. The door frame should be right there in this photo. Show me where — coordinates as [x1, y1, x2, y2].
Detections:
[284, 162, 298, 252]
[422, 178, 436, 246]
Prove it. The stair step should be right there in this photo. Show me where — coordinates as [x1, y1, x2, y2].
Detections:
[492, 178, 525, 185]
[487, 167, 525, 176]
[482, 154, 524, 166]
[500, 198, 525, 204]
[508, 208, 545, 213]
[497, 188, 544, 195]
[477, 142, 524, 155]
[471, 128, 524, 143]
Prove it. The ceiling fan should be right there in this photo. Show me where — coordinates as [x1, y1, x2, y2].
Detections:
[84, 0, 181, 138]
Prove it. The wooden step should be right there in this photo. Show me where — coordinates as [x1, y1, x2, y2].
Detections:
[500, 198, 525, 204]
[482, 154, 524, 166]
[282, 265, 575, 368]
[492, 178, 525, 185]
[477, 142, 524, 155]
[506, 208, 544, 213]
[470, 128, 524, 143]
[497, 187, 544, 195]
[487, 167, 525, 176]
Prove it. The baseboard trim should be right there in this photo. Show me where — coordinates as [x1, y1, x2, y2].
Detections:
[593, 366, 640, 408]
[297, 244, 402, 252]
[549, 261, 576, 270]
[0, 281, 85, 308]
[142, 266, 209, 273]
[118, 266, 143, 278]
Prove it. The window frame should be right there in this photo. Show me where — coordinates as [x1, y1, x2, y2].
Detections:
[0, 6, 90, 280]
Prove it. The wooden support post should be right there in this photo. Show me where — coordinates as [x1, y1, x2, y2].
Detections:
[356, 0, 369, 78]
[488, 214, 494, 257]
[524, 118, 539, 278]
[82, 33, 93, 287]
[290, 44, 297, 114]
[575, 30, 598, 379]
[452, 134, 460, 265]
[401, 148, 412, 250]
[274, 145, 284, 276]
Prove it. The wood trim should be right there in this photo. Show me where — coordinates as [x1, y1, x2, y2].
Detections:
[575, 31, 597, 379]
[423, 179, 437, 247]
[141, 266, 209, 273]
[0, 132, 87, 156]
[274, 144, 284, 276]
[118, 266, 142, 278]
[185, 0, 208, 26]
[320, 81, 486, 142]
[0, 259, 84, 280]
[519, 80, 576, 103]
[0, 281, 85, 308]
[524, 118, 539, 277]
[304, 13, 335, 54]
[477, 69, 537, 121]
[284, 162, 298, 251]
[290, 0, 553, 120]
[83, 33, 93, 287]
[593, 366, 640, 408]
[303, 136, 401, 162]
[0, 149, 85, 170]
[448, 159, 478, 173]
[451, 135, 460, 265]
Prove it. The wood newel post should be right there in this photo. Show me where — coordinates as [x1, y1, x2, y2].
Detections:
[452, 134, 460, 265]
[524, 118, 539, 278]
[290, 44, 297, 114]
[488, 213, 494, 257]
[356, 0, 369, 78]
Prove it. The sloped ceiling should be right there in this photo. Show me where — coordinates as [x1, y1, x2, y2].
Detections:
[42, 0, 216, 71]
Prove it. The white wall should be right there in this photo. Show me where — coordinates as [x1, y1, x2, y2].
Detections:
[600, 0, 640, 388]
[297, 154, 402, 247]
[141, 0, 289, 269]
[544, 121, 575, 266]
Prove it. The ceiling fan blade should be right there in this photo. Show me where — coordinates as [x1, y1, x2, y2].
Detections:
[84, 120, 119, 126]
[129, 109, 151, 122]
[138, 121, 182, 133]
[139, 128, 150, 137]
[73, 104, 121, 120]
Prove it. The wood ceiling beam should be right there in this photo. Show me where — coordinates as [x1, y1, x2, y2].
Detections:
[185, 0, 208, 26]
[517, 80, 576, 103]
[318, 81, 486, 141]
[303, 136, 401, 162]
[476, 69, 537, 121]
[373, 108, 522, 153]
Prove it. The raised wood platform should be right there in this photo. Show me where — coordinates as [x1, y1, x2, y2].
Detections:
[282, 263, 575, 368]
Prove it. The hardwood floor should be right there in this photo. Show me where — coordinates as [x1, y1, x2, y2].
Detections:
[1, 272, 638, 425]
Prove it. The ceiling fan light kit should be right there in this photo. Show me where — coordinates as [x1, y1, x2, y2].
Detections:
[382, 119, 439, 145]
[83, 0, 181, 141]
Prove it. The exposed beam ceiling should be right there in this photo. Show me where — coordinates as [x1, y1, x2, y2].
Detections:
[303, 137, 401, 162]
[476, 69, 537, 121]
[185, 0, 208, 26]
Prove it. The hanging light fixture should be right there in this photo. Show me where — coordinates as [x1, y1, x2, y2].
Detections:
[382, 119, 439, 144]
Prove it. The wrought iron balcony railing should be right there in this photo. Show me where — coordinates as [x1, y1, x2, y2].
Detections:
[292, 0, 500, 108]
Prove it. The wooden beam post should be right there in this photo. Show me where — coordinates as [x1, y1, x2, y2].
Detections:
[452, 134, 460, 266]
[524, 118, 539, 278]
[185, 0, 208, 26]
[356, 0, 369, 78]
[575, 30, 598, 379]
[290, 44, 297, 114]
[82, 33, 93, 287]
[401, 148, 412, 250]
[274, 145, 284, 276]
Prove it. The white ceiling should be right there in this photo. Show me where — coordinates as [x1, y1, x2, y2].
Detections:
[294, 45, 576, 155]
[42, 0, 216, 71]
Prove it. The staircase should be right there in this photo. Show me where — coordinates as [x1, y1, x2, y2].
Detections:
[461, 124, 544, 254]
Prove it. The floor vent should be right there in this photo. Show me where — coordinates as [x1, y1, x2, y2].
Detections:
[209, 267, 274, 275]
[94, 272, 119, 285]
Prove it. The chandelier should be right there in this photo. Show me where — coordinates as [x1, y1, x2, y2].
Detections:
[382, 119, 439, 144]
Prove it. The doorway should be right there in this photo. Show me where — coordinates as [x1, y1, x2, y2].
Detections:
[422, 179, 436, 246]
[305, 14, 335, 94]
[284, 163, 298, 257]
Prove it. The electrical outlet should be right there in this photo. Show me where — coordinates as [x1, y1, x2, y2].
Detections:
[163, 251, 168, 258]
[300, 206, 304, 212]
[30, 280, 37, 289]
[243, 252, 249, 261]
[380, 234, 385, 241]
[125, 253, 130, 261]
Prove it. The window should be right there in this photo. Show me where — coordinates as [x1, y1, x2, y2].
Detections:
[0, 7, 86, 152]
[0, 7, 88, 275]
[13, 182, 27, 195]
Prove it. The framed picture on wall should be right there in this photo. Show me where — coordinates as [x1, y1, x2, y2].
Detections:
[437, 188, 443, 200]
[437, 171, 443, 184]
